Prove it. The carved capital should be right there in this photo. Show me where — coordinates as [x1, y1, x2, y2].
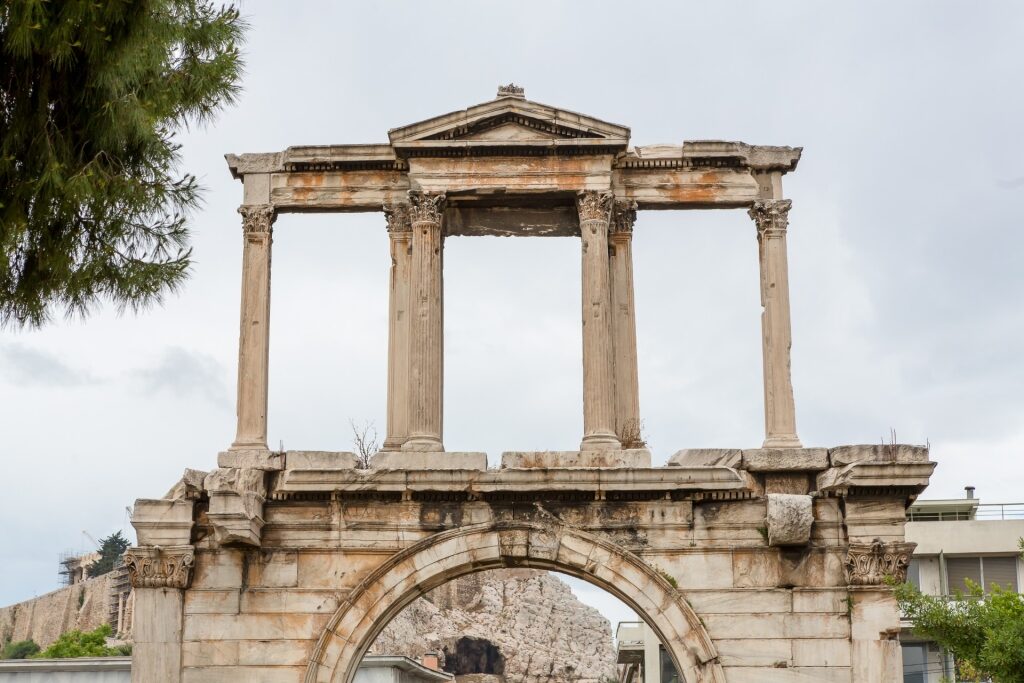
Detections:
[383, 202, 412, 235]
[124, 545, 195, 589]
[407, 191, 446, 225]
[610, 199, 638, 236]
[577, 190, 614, 223]
[748, 199, 791, 240]
[844, 539, 916, 586]
[238, 204, 276, 234]
[497, 83, 525, 99]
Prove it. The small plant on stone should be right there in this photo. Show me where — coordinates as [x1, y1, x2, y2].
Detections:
[618, 418, 648, 450]
[350, 419, 379, 469]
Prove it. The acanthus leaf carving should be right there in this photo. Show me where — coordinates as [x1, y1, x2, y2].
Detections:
[239, 204, 276, 234]
[844, 539, 916, 586]
[610, 199, 638, 235]
[407, 191, 446, 225]
[383, 202, 412, 234]
[576, 190, 614, 223]
[124, 545, 195, 589]
[748, 199, 792, 240]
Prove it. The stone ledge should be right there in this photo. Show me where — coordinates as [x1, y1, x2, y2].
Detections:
[742, 448, 829, 472]
[286, 451, 357, 470]
[218, 449, 284, 471]
[668, 449, 742, 468]
[132, 498, 195, 546]
[828, 444, 929, 467]
[500, 450, 651, 469]
[370, 451, 488, 471]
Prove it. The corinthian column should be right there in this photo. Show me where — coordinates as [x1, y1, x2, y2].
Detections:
[231, 205, 275, 451]
[749, 199, 801, 448]
[382, 202, 413, 451]
[402, 191, 446, 452]
[609, 199, 642, 447]
[578, 191, 621, 451]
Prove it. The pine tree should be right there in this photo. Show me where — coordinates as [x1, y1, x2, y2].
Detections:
[0, 0, 246, 327]
[86, 530, 130, 578]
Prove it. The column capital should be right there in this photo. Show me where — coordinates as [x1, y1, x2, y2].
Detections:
[610, 198, 638, 237]
[383, 201, 412, 234]
[407, 191, 446, 225]
[748, 199, 792, 240]
[124, 545, 195, 589]
[844, 540, 917, 586]
[576, 190, 614, 223]
[238, 204, 276, 235]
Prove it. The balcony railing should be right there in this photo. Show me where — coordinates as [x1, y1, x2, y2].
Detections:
[908, 503, 1024, 522]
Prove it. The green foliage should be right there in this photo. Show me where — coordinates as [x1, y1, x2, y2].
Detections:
[895, 576, 1024, 682]
[34, 624, 126, 658]
[0, 0, 246, 327]
[1, 638, 40, 659]
[86, 530, 130, 578]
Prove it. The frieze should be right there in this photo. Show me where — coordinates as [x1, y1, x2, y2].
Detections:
[123, 545, 195, 589]
[844, 539, 916, 586]
[748, 199, 791, 240]
[408, 191, 446, 225]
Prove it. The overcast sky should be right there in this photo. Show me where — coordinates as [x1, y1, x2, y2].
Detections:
[2, 1, 1023, 632]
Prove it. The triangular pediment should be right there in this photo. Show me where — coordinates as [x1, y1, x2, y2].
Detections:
[388, 89, 630, 150]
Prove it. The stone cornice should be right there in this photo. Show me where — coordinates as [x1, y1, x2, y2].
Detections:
[123, 545, 195, 589]
[844, 539, 916, 586]
[749, 199, 792, 240]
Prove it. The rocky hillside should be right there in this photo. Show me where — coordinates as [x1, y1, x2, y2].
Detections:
[370, 569, 616, 682]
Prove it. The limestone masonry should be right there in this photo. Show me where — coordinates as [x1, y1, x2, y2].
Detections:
[124, 86, 935, 683]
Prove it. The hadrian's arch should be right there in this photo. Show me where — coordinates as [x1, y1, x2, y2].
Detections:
[124, 86, 935, 683]
[305, 522, 723, 683]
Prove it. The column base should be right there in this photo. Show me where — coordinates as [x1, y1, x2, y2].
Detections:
[380, 437, 408, 452]
[579, 433, 621, 451]
[402, 436, 445, 452]
[762, 435, 802, 449]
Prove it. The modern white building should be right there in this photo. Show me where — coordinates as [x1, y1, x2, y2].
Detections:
[615, 621, 679, 683]
[901, 490, 1024, 683]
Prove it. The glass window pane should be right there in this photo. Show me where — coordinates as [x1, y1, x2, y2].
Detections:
[982, 556, 1019, 592]
[946, 557, 981, 594]
[906, 559, 921, 589]
[659, 646, 680, 683]
[902, 644, 926, 683]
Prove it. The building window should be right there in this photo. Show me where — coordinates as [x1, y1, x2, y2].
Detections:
[659, 646, 680, 683]
[901, 643, 927, 683]
[946, 556, 1019, 594]
[906, 559, 921, 589]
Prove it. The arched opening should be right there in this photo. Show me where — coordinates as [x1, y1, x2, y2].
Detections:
[304, 522, 725, 683]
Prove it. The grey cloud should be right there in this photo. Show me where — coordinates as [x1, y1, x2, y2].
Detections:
[130, 347, 230, 408]
[0, 344, 95, 387]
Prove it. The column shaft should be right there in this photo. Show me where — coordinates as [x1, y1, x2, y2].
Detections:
[578, 191, 621, 451]
[403, 192, 446, 452]
[749, 199, 801, 448]
[610, 200, 642, 447]
[232, 205, 275, 450]
[382, 203, 413, 451]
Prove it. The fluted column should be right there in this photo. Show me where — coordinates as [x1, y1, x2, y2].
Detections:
[231, 204, 275, 451]
[382, 202, 413, 451]
[402, 191, 446, 452]
[578, 191, 621, 451]
[609, 199, 642, 447]
[749, 199, 801, 448]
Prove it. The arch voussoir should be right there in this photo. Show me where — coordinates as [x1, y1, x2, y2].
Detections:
[305, 521, 724, 683]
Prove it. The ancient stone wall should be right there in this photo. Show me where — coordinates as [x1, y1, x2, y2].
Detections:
[370, 569, 616, 683]
[0, 573, 114, 648]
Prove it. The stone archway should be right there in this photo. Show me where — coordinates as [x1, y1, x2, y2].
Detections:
[304, 521, 725, 683]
